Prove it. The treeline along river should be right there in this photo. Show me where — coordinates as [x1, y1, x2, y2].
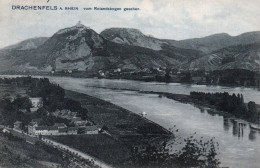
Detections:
[1, 75, 260, 168]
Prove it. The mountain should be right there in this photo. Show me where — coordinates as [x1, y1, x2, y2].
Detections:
[0, 23, 202, 73]
[1, 37, 49, 51]
[101, 28, 260, 57]
[166, 31, 260, 54]
[101, 28, 260, 71]
[186, 43, 260, 71]
[100, 28, 168, 50]
[101, 29, 260, 54]
[1, 24, 259, 74]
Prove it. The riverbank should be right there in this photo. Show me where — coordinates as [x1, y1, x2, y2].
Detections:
[0, 78, 172, 167]
[2, 71, 259, 89]
[35, 76, 260, 168]
[62, 90, 171, 166]
[63, 90, 223, 168]
[2, 76, 254, 167]
[68, 83, 260, 125]
[139, 91, 260, 125]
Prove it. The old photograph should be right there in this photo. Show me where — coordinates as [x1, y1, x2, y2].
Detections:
[0, 0, 259, 168]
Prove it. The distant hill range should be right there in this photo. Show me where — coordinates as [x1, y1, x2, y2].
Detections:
[0, 23, 259, 73]
[1, 37, 49, 51]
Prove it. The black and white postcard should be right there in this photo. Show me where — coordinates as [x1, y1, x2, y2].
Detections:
[0, 0, 259, 168]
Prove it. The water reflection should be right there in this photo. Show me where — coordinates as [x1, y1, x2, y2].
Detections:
[223, 117, 230, 132]
[222, 117, 260, 141]
[249, 130, 257, 141]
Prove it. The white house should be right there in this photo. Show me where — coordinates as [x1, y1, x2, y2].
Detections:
[29, 97, 43, 112]
[29, 97, 43, 108]
[28, 121, 78, 136]
[34, 126, 59, 136]
[54, 123, 67, 129]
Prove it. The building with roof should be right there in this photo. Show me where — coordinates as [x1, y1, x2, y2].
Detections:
[28, 121, 39, 135]
[29, 97, 43, 108]
[85, 126, 99, 134]
[67, 127, 78, 134]
[34, 126, 59, 136]
[28, 122, 78, 136]
[14, 121, 22, 130]
[29, 97, 43, 113]
[52, 109, 78, 119]
[54, 123, 67, 129]
[70, 117, 88, 127]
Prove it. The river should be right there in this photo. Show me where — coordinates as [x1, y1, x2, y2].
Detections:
[1, 75, 260, 168]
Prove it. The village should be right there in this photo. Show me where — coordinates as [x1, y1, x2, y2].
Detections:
[12, 97, 100, 137]
[0, 77, 113, 168]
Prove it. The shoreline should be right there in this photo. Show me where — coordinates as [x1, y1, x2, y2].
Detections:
[1, 76, 255, 167]
[1, 73, 259, 89]
[140, 91, 259, 125]
[65, 84, 259, 125]
[64, 89, 172, 135]
[60, 89, 172, 166]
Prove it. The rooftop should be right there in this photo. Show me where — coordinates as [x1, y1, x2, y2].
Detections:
[14, 121, 22, 124]
[85, 125, 99, 131]
[54, 123, 67, 127]
[35, 126, 58, 131]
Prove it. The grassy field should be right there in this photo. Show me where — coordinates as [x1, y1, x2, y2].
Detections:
[48, 134, 131, 166]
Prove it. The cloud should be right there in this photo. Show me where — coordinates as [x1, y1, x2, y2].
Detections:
[0, 0, 259, 48]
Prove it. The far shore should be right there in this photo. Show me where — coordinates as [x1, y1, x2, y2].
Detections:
[1, 72, 260, 89]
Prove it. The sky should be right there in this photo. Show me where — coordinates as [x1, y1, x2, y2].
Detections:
[0, 0, 259, 48]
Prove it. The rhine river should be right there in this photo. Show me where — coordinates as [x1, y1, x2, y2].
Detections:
[1, 75, 260, 168]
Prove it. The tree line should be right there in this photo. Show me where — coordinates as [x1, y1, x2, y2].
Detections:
[0, 77, 88, 128]
[190, 91, 259, 122]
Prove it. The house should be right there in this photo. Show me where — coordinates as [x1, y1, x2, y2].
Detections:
[67, 127, 78, 135]
[30, 107, 39, 113]
[54, 123, 67, 129]
[14, 121, 22, 130]
[29, 97, 43, 112]
[52, 109, 77, 119]
[34, 126, 59, 136]
[2, 128, 10, 133]
[71, 117, 87, 126]
[29, 97, 43, 108]
[28, 121, 39, 135]
[28, 120, 78, 136]
[58, 127, 68, 135]
[85, 126, 99, 134]
[58, 127, 78, 135]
